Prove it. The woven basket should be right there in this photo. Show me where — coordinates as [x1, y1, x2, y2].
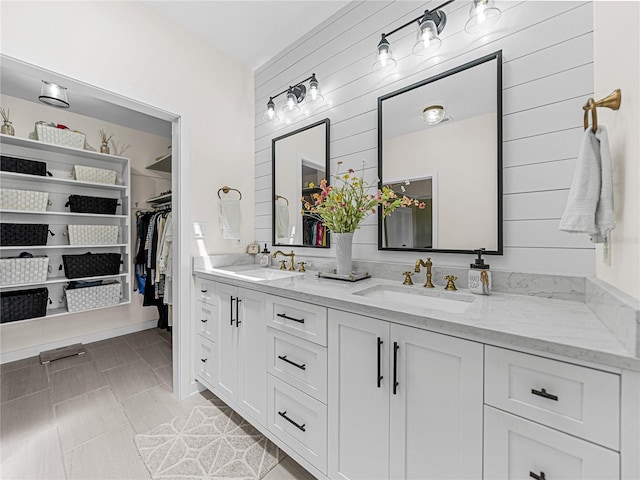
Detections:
[73, 165, 117, 185]
[65, 195, 118, 215]
[0, 254, 49, 286]
[65, 281, 121, 312]
[62, 252, 121, 279]
[0, 287, 49, 323]
[35, 123, 85, 149]
[1, 156, 47, 176]
[1, 224, 49, 246]
[67, 225, 119, 245]
[0, 188, 49, 211]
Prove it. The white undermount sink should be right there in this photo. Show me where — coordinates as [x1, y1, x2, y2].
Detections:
[213, 266, 303, 282]
[352, 284, 474, 314]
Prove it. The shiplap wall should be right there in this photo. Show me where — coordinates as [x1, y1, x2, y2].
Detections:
[254, 1, 595, 276]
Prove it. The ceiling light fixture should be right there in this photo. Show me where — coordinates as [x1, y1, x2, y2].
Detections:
[38, 80, 70, 108]
[422, 105, 446, 125]
[373, 0, 501, 73]
[263, 74, 324, 123]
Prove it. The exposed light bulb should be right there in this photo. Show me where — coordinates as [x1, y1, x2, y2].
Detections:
[372, 34, 397, 73]
[282, 89, 300, 114]
[307, 74, 324, 105]
[465, 0, 501, 34]
[413, 18, 442, 56]
[263, 98, 279, 122]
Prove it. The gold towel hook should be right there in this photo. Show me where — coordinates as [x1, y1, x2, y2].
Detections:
[275, 194, 289, 206]
[582, 89, 622, 133]
[217, 186, 242, 200]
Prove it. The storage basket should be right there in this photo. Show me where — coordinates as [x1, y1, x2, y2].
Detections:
[65, 195, 118, 215]
[62, 252, 121, 279]
[0, 253, 49, 286]
[1, 155, 47, 176]
[0, 188, 49, 211]
[1, 223, 49, 246]
[1, 287, 49, 323]
[35, 123, 85, 149]
[67, 225, 119, 245]
[73, 165, 117, 185]
[65, 281, 120, 312]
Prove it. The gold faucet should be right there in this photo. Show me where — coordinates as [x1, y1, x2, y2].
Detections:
[414, 258, 434, 288]
[402, 271, 414, 285]
[273, 250, 295, 271]
[444, 275, 458, 291]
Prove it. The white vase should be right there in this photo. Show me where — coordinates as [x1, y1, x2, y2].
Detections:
[334, 232, 354, 277]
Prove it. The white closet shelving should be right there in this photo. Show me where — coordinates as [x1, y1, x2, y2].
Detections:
[0, 133, 131, 323]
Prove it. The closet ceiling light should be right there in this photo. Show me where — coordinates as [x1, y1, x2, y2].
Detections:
[465, 0, 501, 34]
[38, 80, 69, 108]
[423, 105, 446, 125]
[264, 74, 324, 123]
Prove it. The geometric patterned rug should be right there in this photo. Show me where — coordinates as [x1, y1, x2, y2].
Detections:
[135, 400, 285, 480]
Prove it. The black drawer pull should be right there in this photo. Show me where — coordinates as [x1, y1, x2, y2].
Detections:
[393, 342, 399, 395]
[377, 337, 383, 388]
[200, 289, 208, 293]
[529, 471, 546, 480]
[276, 312, 304, 323]
[201, 319, 208, 323]
[278, 411, 306, 432]
[236, 298, 242, 327]
[531, 388, 558, 401]
[200, 358, 207, 363]
[278, 355, 306, 370]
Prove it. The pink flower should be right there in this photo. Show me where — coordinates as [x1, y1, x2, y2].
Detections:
[418, 202, 426, 209]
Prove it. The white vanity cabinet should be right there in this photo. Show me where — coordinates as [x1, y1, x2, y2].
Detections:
[327, 309, 483, 480]
[196, 281, 268, 427]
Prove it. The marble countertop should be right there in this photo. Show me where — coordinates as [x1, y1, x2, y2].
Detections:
[193, 265, 639, 372]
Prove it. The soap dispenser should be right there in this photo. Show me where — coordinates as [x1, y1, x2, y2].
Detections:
[469, 248, 491, 295]
[259, 244, 272, 267]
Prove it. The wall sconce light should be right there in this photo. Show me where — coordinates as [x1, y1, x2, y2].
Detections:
[263, 73, 324, 123]
[38, 81, 70, 108]
[373, 0, 501, 72]
[422, 105, 446, 125]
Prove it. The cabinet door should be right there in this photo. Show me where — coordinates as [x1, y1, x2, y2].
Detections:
[328, 310, 390, 480]
[389, 325, 483, 480]
[214, 282, 239, 402]
[238, 289, 267, 426]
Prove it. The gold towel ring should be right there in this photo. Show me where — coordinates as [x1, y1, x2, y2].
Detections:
[217, 186, 242, 200]
[275, 194, 289, 206]
[583, 98, 597, 133]
[582, 89, 622, 133]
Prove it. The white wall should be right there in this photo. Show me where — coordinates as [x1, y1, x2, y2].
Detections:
[254, 1, 596, 276]
[593, 1, 640, 300]
[0, 93, 171, 354]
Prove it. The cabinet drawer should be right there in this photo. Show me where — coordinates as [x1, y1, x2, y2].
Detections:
[195, 276, 215, 305]
[196, 336, 217, 389]
[484, 406, 619, 480]
[267, 375, 327, 474]
[268, 296, 327, 346]
[196, 301, 218, 343]
[267, 328, 327, 403]
[485, 346, 620, 450]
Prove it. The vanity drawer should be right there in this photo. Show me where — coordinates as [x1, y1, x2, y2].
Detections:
[195, 276, 215, 305]
[267, 374, 327, 474]
[268, 295, 327, 346]
[196, 300, 218, 343]
[485, 346, 620, 450]
[267, 328, 327, 403]
[484, 406, 619, 480]
[196, 336, 217, 390]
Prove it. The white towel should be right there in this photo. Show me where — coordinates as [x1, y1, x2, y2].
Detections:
[276, 204, 290, 238]
[559, 126, 615, 243]
[219, 198, 241, 240]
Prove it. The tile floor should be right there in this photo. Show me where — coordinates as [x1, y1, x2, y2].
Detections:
[0, 328, 314, 480]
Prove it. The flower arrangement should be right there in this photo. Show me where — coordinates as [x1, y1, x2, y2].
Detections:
[302, 160, 425, 233]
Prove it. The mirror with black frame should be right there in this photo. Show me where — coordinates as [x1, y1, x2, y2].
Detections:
[378, 51, 503, 254]
[272, 118, 330, 247]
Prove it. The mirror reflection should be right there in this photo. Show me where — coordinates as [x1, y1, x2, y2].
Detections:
[272, 119, 330, 247]
[378, 52, 502, 253]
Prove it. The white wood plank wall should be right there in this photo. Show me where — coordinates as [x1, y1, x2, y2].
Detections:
[254, 1, 595, 276]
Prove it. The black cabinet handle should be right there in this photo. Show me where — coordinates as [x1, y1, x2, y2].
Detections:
[393, 342, 399, 395]
[230, 296, 235, 326]
[377, 337, 383, 388]
[278, 355, 306, 370]
[278, 411, 306, 432]
[201, 319, 208, 323]
[201, 358, 207, 363]
[276, 312, 304, 323]
[531, 388, 558, 401]
[529, 471, 546, 480]
[236, 298, 242, 327]
[200, 289, 208, 293]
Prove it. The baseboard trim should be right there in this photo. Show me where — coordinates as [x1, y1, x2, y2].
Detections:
[0, 320, 158, 364]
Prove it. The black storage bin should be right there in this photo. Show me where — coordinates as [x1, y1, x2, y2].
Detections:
[65, 195, 118, 215]
[62, 252, 121, 279]
[1, 287, 49, 323]
[0, 223, 49, 246]
[1, 155, 47, 176]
